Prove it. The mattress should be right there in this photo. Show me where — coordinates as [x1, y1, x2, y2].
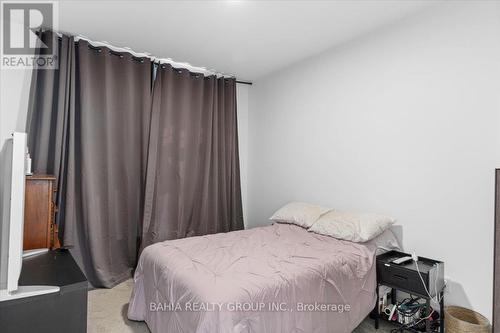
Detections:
[128, 223, 396, 333]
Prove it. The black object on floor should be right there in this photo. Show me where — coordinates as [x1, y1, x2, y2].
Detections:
[0, 249, 88, 333]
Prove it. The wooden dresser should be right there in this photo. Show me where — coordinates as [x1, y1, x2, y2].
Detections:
[23, 175, 60, 250]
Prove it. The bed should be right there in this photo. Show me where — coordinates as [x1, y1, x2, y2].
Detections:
[128, 222, 399, 333]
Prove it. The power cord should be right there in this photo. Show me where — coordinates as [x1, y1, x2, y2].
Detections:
[412, 252, 445, 304]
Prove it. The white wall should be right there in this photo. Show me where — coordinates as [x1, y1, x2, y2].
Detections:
[248, 1, 500, 320]
[0, 69, 32, 148]
[237, 84, 250, 226]
[0, 18, 34, 145]
[0, 65, 33, 227]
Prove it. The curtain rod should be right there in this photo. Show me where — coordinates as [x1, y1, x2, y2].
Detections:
[50, 30, 253, 84]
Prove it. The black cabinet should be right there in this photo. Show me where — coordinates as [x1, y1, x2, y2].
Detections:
[375, 250, 445, 332]
[0, 249, 88, 333]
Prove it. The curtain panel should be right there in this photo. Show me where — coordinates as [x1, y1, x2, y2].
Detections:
[65, 40, 153, 287]
[27, 33, 153, 287]
[141, 64, 244, 247]
[26, 32, 73, 241]
[27, 32, 244, 287]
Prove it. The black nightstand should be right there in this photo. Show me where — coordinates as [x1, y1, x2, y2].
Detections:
[375, 250, 445, 333]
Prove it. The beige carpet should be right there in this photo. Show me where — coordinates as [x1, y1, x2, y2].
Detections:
[88, 279, 149, 333]
[88, 279, 393, 333]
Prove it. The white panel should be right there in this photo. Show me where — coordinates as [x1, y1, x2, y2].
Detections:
[6, 132, 26, 292]
[0, 140, 13, 290]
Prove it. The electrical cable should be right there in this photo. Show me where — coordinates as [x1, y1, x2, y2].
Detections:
[414, 259, 445, 304]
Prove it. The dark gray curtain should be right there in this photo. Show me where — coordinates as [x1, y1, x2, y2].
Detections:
[27, 32, 244, 287]
[26, 31, 73, 238]
[27, 33, 152, 287]
[141, 64, 243, 247]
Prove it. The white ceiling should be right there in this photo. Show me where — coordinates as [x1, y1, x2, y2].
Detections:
[58, 1, 436, 80]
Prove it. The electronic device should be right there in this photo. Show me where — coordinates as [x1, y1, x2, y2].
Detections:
[392, 256, 413, 265]
[396, 298, 422, 325]
[0, 132, 60, 301]
[382, 304, 398, 321]
[378, 285, 391, 313]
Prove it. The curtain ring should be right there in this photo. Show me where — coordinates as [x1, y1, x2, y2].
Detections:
[132, 56, 145, 63]
[88, 44, 102, 53]
[109, 50, 124, 58]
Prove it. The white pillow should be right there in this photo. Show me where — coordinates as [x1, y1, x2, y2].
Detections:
[308, 210, 396, 242]
[269, 202, 331, 228]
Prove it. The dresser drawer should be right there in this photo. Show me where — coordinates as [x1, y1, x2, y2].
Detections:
[23, 175, 58, 250]
[377, 261, 428, 296]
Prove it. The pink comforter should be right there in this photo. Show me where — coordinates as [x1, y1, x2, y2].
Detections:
[128, 223, 390, 333]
